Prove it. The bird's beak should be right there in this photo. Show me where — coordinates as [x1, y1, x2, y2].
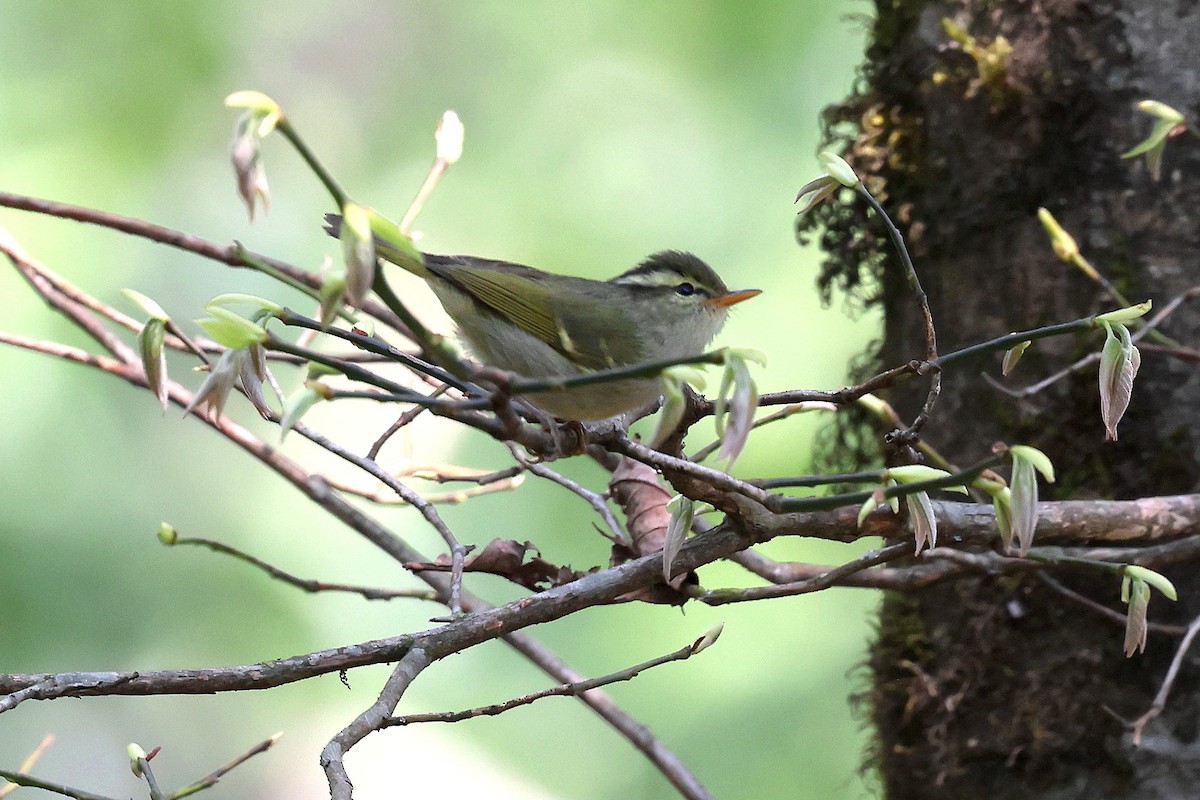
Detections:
[705, 288, 762, 308]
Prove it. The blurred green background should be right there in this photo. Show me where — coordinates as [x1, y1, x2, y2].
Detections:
[0, 2, 880, 798]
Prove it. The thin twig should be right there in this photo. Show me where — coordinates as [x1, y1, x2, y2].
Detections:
[508, 444, 629, 545]
[290, 421, 469, 616]
[276, 308, 469, 391]
[690, 402, 836, 462]
[0, 191, 406, 331]
[322, 472, 524, 505]
[171, 733, 283, 799]
[1130, 613, 1200, 746]
[0, 230, 138, 364]
[499, 630, 715, 800]
[135, 756, 167, 800]
[749, 470, 884, 490]
[0, 770, 118, 800]
[986, 286, 1198, 399]
[367, 385, 450, 459]
[164, 532, 439, 601]
[601, 432, 776, 507]
[856, 185, 940, 437]
[1036, 573, 1187, 636]
[695, 543, 911, 605]
[385, 631, 713, 727]
[321, 648, 432, 800]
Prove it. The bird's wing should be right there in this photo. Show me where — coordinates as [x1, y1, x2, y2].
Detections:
[428, 260, 563, 349]
[429, 259, 643, 370]
[551, 294, 644, 370]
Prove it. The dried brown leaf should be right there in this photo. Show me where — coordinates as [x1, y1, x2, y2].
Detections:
[608, 456, 694, 598]
[407, 539, 590, 591]
[609, 456, 672, 557]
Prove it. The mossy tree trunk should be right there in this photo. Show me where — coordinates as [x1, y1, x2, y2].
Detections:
[807, 2, 1200, 797]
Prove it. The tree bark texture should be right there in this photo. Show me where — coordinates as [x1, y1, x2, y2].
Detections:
[805, 2, 1200, 797]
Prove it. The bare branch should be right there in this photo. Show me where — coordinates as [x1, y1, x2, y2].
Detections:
[0, 191, 407, 332]
[696, 543, 912, 605]
[500, 630, 715, 800]
[172, 733, 283, 799]
[509, 443, 629, 545]
[1130, 614, 1200, 745]
[385, 631, 714, 726]
[0, 769, 119, 800]
[163, 531, 439, 601]
[322, 648, 432, 800]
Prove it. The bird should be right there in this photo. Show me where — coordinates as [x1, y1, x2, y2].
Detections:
[324, 214, 759, 420]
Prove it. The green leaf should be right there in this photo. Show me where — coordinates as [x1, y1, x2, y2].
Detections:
[716, 351, 759, 466]
[1098, 322, 1140, 441]
[206, 293, 284, 314]
[1009, 445, 1056, 483]
[318, 256, 347, 328]
[794, 175, 839, 213]
[1135, 100, 1185, 124]
[652, 366, 707, 447]
[664, 495, 695, 582]
[1125, 565, 1178, 601]
[992, 486, 1013, 552]
[1095, 301, 1152, 324]
[229, 110, 272, 220]
[136, 318, 168, 411]
[225, 90, 282, 116]
[183, 348, 243, 420]
[856, 492, 882, 529]
[887, 464, 967, 493]
[279, 383, 326, 440]
[1121, 118, 1178, 159]
[197, 307, 268, 349]
[121, 288, 169, 322]
[1124, 578, 1151, 656]
[1009, 454, 1038, 555]
[364, 207, 425, 270]
[224, 90, 283, 136]
[723, 346, 767, 368]
[1002, 340, 1031, 376]
[127, 743, 147, 777]
[340, 202, 377, 307]
[652, 377, 687, 447]
[818, 151, 860, 187]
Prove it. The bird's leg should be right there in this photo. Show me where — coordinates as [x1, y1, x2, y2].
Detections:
[514, 403, 586, 459]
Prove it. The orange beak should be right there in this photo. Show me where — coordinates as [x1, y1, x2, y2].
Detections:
[705, 288, 762, 308]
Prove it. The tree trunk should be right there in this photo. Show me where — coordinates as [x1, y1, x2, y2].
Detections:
[807, 2, 1200, 797]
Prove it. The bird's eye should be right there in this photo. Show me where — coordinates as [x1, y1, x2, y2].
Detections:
[674, 282, 697, 296]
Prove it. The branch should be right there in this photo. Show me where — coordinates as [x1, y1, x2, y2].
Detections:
[172, 733, 283, 799]
[162, 530, 439, 601]
[0, 192, 405, 331]
[321, 648, 432, 800]
[0, 770, 118, 800]
[0, 250, 710, 794]
[499, 629, 715, 800]
[696, 543, 912, 605]
[385, 631, 716, 726]
[855, 184, 941, 438]
[1130, 613, 1200, 745]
